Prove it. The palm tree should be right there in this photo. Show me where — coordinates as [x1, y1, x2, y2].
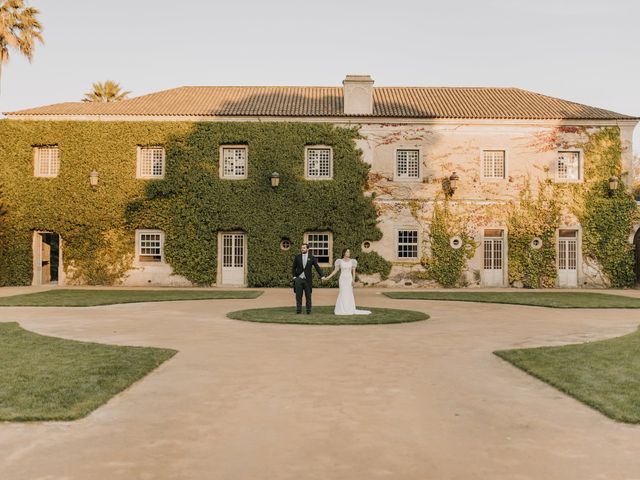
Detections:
[82, 80, 131, 102]
[0, 0, 44, 93]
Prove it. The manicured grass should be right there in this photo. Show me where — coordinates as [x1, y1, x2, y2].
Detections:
[0, 322, 177, 421]
[495, 327, 640, 423]
[383, 291, 640, 308]
[0, 289, 263, 307]
[227, 306, 428, 325]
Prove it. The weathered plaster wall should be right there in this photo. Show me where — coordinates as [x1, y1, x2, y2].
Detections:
[356, 122, 634, 288]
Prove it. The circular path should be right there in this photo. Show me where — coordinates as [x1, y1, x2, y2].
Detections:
[0, 287, 639, 480]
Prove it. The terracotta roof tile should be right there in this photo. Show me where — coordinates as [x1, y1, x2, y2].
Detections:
[4, 86, 637, 120]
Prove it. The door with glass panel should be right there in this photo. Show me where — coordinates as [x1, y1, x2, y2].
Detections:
[220, 233, 246, 286]
[558, 230, 578, 287]
[483, 229, 504, 286]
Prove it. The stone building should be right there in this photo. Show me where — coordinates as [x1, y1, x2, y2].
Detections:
[3, 75, 639, 288]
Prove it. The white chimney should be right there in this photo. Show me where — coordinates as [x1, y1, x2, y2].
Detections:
[342, 74, 374, 115]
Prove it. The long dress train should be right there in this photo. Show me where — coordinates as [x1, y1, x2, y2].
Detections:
[334, 259, 371, 315]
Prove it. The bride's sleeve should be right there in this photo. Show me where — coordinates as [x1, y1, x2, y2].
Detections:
[334, 259, 340, 267]
[352, 259, 357, 268]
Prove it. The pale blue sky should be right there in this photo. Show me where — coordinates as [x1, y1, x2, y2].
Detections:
[2, 0, 638, 150]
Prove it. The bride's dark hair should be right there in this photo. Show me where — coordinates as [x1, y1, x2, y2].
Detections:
[341, 248, 350, 258]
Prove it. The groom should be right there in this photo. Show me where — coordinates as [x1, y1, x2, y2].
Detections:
[292, 243, 324, 314]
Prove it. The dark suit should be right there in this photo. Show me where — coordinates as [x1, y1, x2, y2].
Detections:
[292, 253, 324, 313]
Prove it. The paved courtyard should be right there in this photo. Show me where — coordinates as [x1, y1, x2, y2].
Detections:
[1, 287, 639, 480]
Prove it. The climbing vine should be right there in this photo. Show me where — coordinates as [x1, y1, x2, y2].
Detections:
[571, 128, 638, 287]
[505, 180, 560, 288]
[526, 126, 638, 288]
[420, 201, 476, 287]
[0, 120, 390, 286]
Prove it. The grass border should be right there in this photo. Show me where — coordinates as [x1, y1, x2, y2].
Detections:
[494, 327, 640, 424]
[0, 322, 177, 422]
[227, 306, 429, 325]
[0, 289, 264, 307]
[382, 291, 640, 309]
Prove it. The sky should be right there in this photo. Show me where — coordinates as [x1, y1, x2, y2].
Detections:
[1, 0, 638, 151]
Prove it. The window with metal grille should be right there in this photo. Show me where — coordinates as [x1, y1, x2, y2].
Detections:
[557, 151, 580, 181]
[306, 147, 332, 179]
[397, 230, 419, 259]
[482, 150, 506, 179]
[222, 147, 247, 178]
[304, 232, 332, 264]
[137, 230, 163, 262]
[396, 150, 420, 179]
[34, 146, 60, 177]
[138, 147, 165, 178]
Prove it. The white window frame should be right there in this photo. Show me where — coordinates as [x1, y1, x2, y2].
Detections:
[480, 149, 507, 181]
[304, 146, 333, 180]
[394, 148, 421, 181]
[303, 231, 333, 266]
[555, 150, 583, 183]
[33, 145, 60, 178]
[135, 229, 165, 264]
[136, 146, 166, 179]
[219, 145, 248, 180]
[396, 228, 420, 261]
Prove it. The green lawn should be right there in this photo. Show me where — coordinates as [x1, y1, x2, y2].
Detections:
[495, 327, 640, 423]
[383, 291, 640, 308]
[227, 306, 428, 325]
[0, 289, 263, 307]
[0, 322, 176, 421]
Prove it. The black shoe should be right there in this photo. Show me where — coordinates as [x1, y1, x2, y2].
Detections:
[296, 311, 302, 314]
[306, 310, 311, 314]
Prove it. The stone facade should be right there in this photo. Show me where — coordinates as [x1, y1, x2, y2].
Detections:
[5, 75, 638, 288]
[352, 121, 638, 288]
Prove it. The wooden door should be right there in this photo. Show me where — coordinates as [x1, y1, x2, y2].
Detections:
[41, 238, 51, 283]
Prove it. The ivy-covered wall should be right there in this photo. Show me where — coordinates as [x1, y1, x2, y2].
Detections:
[0, 120, 389, 286]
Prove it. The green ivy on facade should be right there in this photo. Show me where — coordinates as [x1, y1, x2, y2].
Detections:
[0, 121, 390, 286]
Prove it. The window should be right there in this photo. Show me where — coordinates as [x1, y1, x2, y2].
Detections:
[482, 150, 506, 179]
[280, 238, 291, 251]
[556, 151, 581, 181]
[395, 149, 420, 180]
[34, 146, 60, 177]
[305, 147, 333, 179]
[304, 231, 332, 265]
[221, 146, 248, 179]
[397, 230, 419, 259]
[137, 147, 165, 179]
[136, 230, 164, 263]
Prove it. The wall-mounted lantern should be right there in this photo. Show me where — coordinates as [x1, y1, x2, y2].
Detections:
[270, 172, 281, 189]
[445, 171, 460, 196]
[90, 170, 99, 189]
[608, 175, 618, 197]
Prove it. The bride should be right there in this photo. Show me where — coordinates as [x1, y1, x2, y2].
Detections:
[322, 249, 371, 315]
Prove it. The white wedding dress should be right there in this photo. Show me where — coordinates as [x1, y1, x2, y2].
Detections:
[334, 259, 371, 315]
